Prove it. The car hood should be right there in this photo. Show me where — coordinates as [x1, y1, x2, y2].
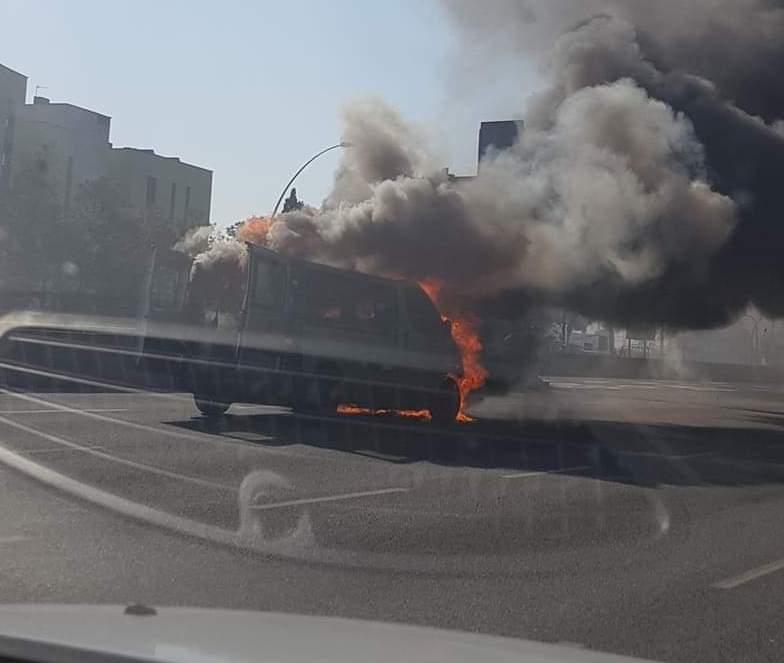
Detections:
[0, 605, 653, 663]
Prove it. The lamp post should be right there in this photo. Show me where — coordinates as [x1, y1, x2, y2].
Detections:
[270, 141, 351, 218]
[743, 313, 761, 365]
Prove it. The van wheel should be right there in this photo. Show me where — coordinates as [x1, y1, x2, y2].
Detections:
[194, 394, 230, 418]
[429, 379, 460, 426]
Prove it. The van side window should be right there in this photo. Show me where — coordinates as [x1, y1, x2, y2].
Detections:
[290, 266, 347, 325]
[353, 282, 397, 332]
[253, 260, 282, 309]
[404, 287, 443, 333]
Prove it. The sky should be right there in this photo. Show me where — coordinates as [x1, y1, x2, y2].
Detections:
[0, 0, 538, 226]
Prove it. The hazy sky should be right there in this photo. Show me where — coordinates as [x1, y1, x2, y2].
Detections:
[0, 0, 538, 225]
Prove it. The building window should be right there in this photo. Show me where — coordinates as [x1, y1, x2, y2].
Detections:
[184, 185, 191, 221]
[146, 176, 157, 207]
[169, 182, 177, 220]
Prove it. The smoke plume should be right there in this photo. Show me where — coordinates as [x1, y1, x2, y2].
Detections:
[173, 225, 213, 257]
[199, 2, 784, 331]
[437, 1, 784, 328]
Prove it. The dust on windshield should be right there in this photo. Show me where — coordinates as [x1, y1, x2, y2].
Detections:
[1, 3, 784, 663]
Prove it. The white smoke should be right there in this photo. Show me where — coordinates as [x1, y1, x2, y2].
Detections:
[173, 225, 214, 257]
[267, 83, 735, 305]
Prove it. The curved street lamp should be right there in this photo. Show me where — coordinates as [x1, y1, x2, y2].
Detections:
[270, 141, 352, 218]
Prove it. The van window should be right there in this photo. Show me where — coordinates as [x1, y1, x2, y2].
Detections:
[290, 265, 396, 331]
[253, 259, 282, 309]
[290, 265, 349, 325]
[404, 286, 443, 333]
[353, 281, 397, 332]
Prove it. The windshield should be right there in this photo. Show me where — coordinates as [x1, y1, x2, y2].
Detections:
[1, 2, 784, 662]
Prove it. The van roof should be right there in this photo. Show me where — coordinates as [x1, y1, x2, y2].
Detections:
[247, 242, 416, 289]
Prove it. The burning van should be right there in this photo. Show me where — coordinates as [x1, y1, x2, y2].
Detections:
[147, 243, 465, 424]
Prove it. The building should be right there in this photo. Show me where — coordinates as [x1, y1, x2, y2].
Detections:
[0, 63, 27, 190]
[107, 147, 212, 230]
[1, 61, 212, 227]
[11, 95, 111, 210]
[478, 120, 523, 165]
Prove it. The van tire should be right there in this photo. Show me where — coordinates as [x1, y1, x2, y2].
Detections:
[194, 394, 230, 418]
[429, 378, 460, 426]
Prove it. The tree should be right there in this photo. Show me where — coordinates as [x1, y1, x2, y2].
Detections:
[282, 187, 304, 213]
[0, 162, 66, 294]
[65, 177, 177, 313]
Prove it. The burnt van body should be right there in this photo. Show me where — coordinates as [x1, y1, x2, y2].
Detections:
[156, 244, 463, 424]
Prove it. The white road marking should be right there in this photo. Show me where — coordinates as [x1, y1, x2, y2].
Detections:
[0, 388, 501, 455]
[0, 440, 241, 548]
[249, 487, 409, 511]
[0, 409, 128, 414]
[0, 439, 424, 573]
[0, 389, 231, 445]
[615, 450, 714, 460]
[0, 389, 296, 457]
[23, 445, 107, 455]
[0, 535, 30, 544]
[502, 465, 593, 480]
[0, 413, 234, 492]
[713, 557, 784, 589]
[546, 379, 738, 393]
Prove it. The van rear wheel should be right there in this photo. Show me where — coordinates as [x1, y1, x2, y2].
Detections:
[429, 378, 460, 426]
[194, 394, 230, 418]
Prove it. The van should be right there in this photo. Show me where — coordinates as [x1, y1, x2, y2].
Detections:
[149, 244, 464, 424]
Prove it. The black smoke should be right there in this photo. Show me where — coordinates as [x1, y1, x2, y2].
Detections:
[248, 2, 784, 332]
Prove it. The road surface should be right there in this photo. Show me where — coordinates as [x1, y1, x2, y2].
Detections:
[0, 375, 783, 663]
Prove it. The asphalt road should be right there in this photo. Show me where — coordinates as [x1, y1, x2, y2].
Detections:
[0, 375, 783, 662]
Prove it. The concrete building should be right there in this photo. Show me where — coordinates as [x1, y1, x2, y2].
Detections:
[0, 63, 27, 190]
[11, 95, 111, 209]
[1, 61, 212, 226]
[107, 147, 212, 230]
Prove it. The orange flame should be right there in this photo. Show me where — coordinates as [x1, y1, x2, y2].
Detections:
[337, 405, 432, 421]
[419, 280, 487, 422]
[237, 216, 272, 246]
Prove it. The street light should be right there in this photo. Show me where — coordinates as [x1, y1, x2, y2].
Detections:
[270, 141, 352, 218]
